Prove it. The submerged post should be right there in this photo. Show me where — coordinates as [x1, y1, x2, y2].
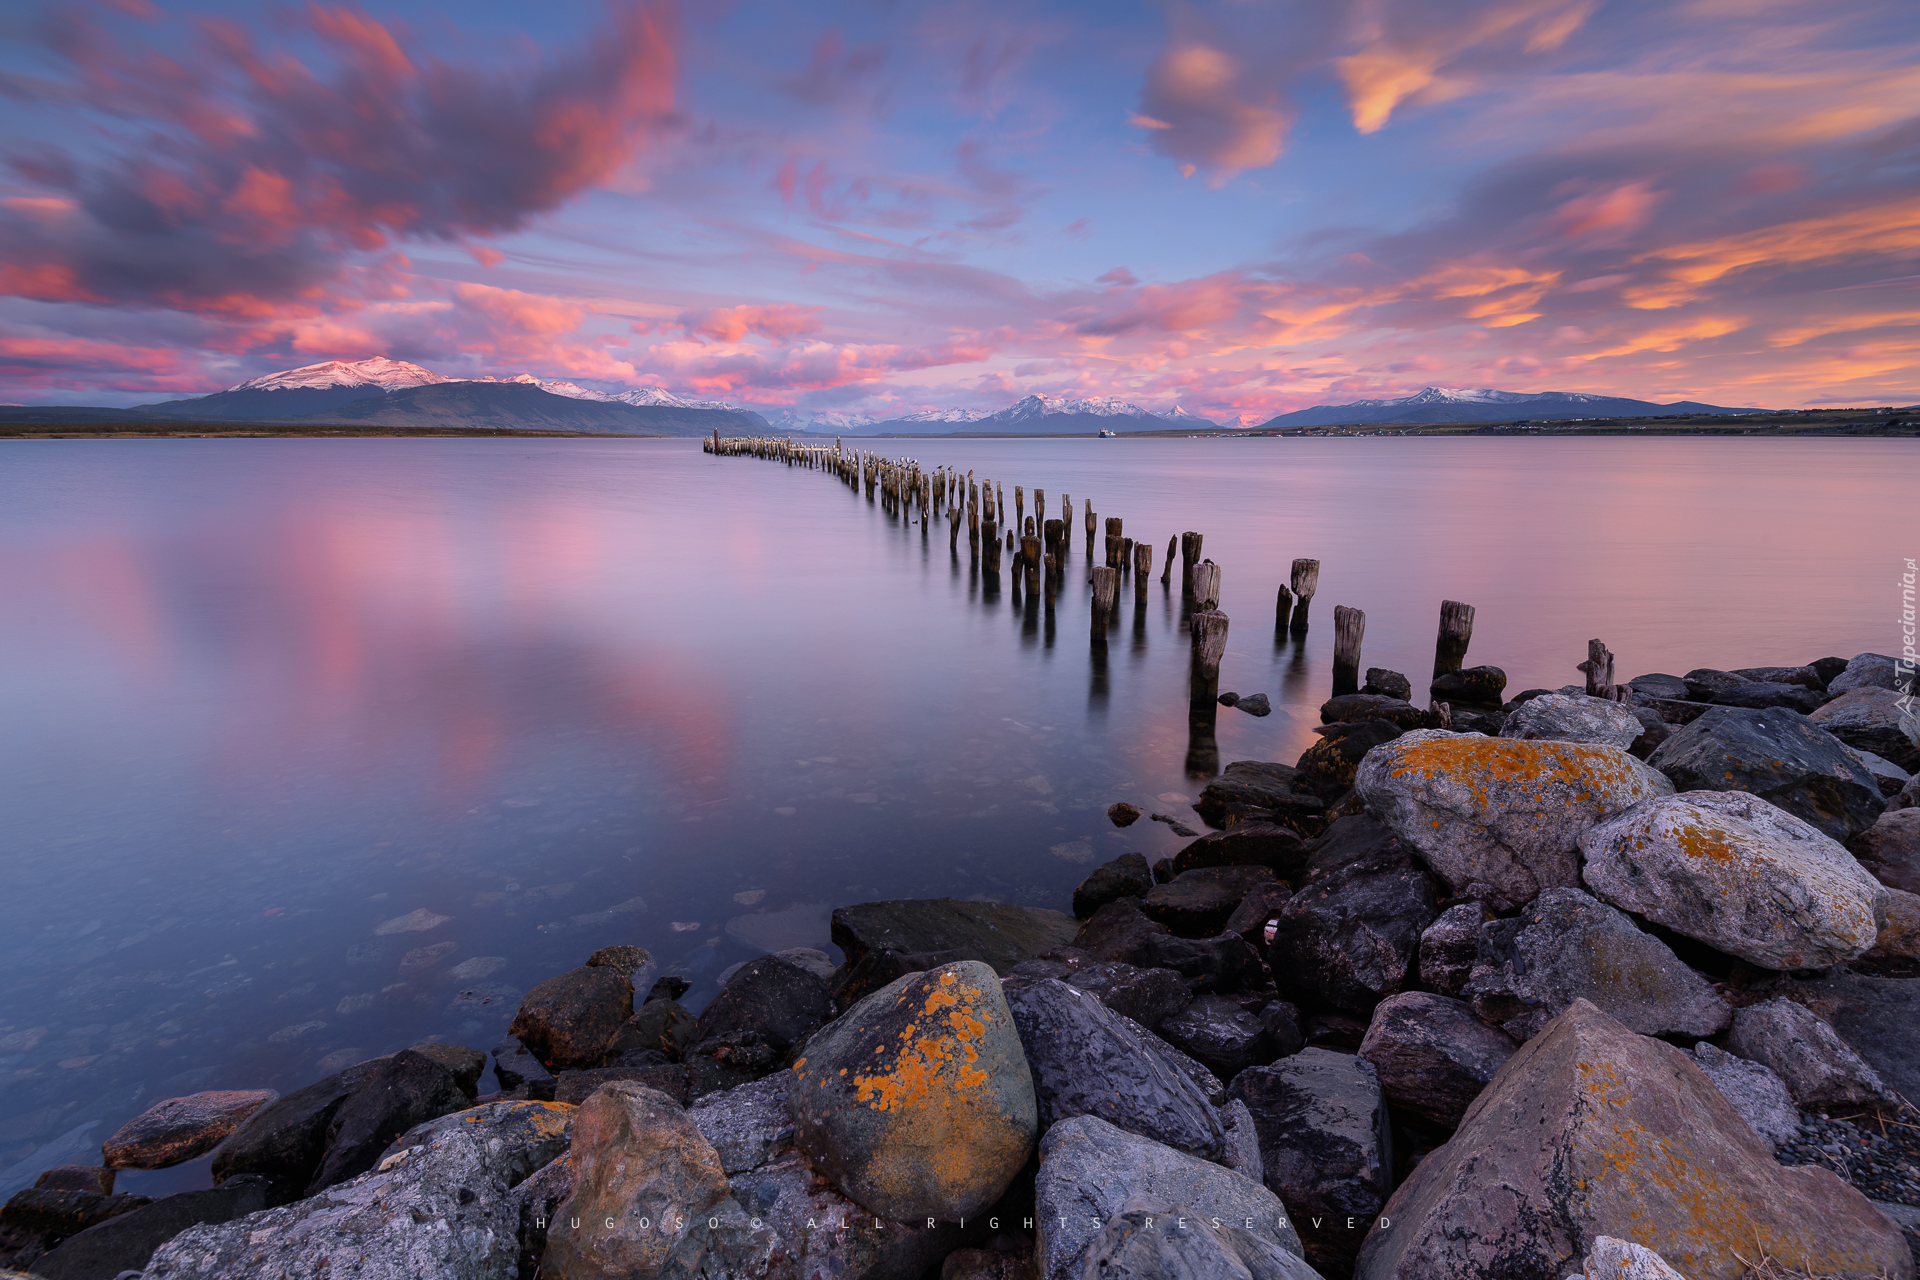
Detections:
[1190, 610, 1230, 681]
[1180, 532, 1203, 594]
[1434, 600, 1476, 678]
[1035, 489, 1046, 529]
[1191, 559, 1221, 611]
[1090, 566, 1119, 630]
[1332, 605, 1366, 696]
[1289, 558, 1319, 634]
[1134, 541, 1153, 601]
[1085, 505, 1097, 553]
[1275, 584, 1294, 633]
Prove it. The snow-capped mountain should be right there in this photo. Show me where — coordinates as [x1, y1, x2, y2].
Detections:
[139, 356, 452, 418]
[610, 387, 749, 412]
[841, 393, 1215, 434]
[893, 407, 987, 424]
[1255, 386, 1755, 429]
[766, 408, 882, 432]
[992, 394, 1162, 422]
[227, 356, 448, 394]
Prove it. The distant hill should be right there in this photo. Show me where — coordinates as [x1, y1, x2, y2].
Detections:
[1255, 386, 1756, 428]
[856, 394, 1213, 435]
[289, 382, 768, 436]
[137, 356, 447, 420]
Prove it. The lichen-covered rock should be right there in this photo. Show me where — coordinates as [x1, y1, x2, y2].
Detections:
[789, 961, 1035, 1221]
[1811, 686, 1920, 773]
[1296, 720, 1402, 801]
[1352, 999, 1914, 1280]
[1074, 1199, 1325, 1279]
[1578, 1236, 1691, 1279]
[1499, 693, 1643, 750]
[100, 1091, 277, 1169]
[1579, 790, 1886, 969]
[1417, 902, 1493, 998]
[1724, 998, 1898, 1110]
[1689, 1042, 1799, 1149]
[1464, 888, 1729, 1041]
[509, 966, 635, 1071]
[1356, 992, 1516, 1130]
[1355, 731, 1672, 910]
[1649, 704, 1886, 843]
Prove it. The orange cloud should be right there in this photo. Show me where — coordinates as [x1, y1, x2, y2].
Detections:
[678, 304, 825, 342]
[1628, 201, 1920, 308]
[1133, 45, 1290, 179]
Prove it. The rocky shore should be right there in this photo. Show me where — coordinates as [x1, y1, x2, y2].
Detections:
[2, 652, 1917, 1279]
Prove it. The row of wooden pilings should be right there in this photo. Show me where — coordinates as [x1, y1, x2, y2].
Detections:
[701, 431, 1493, 701]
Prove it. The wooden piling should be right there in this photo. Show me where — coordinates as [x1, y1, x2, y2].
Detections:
[1190, 609, 1230, 680]
[1579, 639, 1627, 700]
[1133, 541, 1153, 601]
[1105, 533, 1121, 568]
[1119, 537, 1134, 577]
[1161, 535, 1176, 586]
[1275, 584, 1294, 633]
[1021, 535, 1041, 592]
[1179, 532, 1203, 593]
[1015, 486, 1024, 530]
[1035, 489, 1045, 529]
[1332, 605, 1366, 696]
[1085, 505, 1097, 553]
[1289, 558, 1319, 634]
[1433, 601, 1476, 678]
[1090, 566, 1119, 628]
[1191, 559, 1221, 610]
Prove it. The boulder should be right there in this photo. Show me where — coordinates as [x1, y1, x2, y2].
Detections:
[1109, 802, 1143, 827]
[1417, 903, 1494, 998]
[306, 1049, 474, 1194]
[1724, 998, 1897, 1110]
[1074, 1199, 1324, 1279]
[1852, 808, 1920, 893]
[556, 1064, 690, 1107]
[1811, 655, 1854, 685]
[1195, 762, 1328, 835]
[1811, 686, 1920, 773]
[409, 1043, 488, 1099]
[1223, 883, 1294, 952]
[1074, 902, 1255, 993]
[1063, 960, 1192, 1030]
[830, 899, 1080, 976]
[1627, 673, 1690, 700]
[1356, 992, 1517, 1130]
[1268, 833, 1438, 1013]
[1733, 664, 1827, 691]
[683, 1032, 783, 1100]
[1624, 704, 1674, 759]
[585, 944, 653, 985]
[29, 1178, 272, 1279]
[1579, 790, 1887, 969]
[1648, 703, 1886, 843]
[1072, 853, 1154, 918]
[1845, 745, 1914, 797]
[1894, 773, 1920, 810]
[1362, 669, 1412, 701]
[1762, 969, 1920, 1103]
[1577, 1236, 1691, 1279]
[604, 999, 697, 1063]
[718, 1145, 954, 1280]
[151, 1100, 575, 1280]
[1072, 899, 1170, 959]
[1237, 693, 1273, 716]
[1711, 680, 1828, 714]
[1319, 694, 1426, 729]
[1157, 995, 1274, 1083]
[645, 975, 692, 1004]
[508, 966, 635, 1071]
[100, 1090, 278, 1169]
[1296, 721, 1403, 801]
[1034, 1115, 1307, 1280]
[30, 1169, 113, 1195]
[1229, 1049, 1392, 1275]
[1003, 977, 1227, 1159]
[1298, 813, 1417, 883]
[1828, 651, 1904, 695]
[1498, 693, 1642, 749]
[1352, 999, 1913, 1280]
[1868, 887, 1920, 959]
[1689, 1042, 1799, 1149]
[686, 1071, 794, 1175]
[1171, 825, 1309, 880]
[1143, 867, 1277, 937]
[690, 955, 830, 1052]
[0, 1189, 149, 1271]
[1428, 664, 1506, 707]
[1355, 731, 1673, 911]
[1683, 668, 1747, 699]
[1464, 888, 1730, 1041]
[789, 961, 1035, 1221]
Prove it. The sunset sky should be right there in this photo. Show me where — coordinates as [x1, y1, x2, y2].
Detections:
[2, 0, 1916, 419]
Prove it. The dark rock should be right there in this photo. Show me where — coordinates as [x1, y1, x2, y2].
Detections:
[1261, 1001, 1306, 1058]
[686, 1071, 794, 1175]
[1848, 746, 1913, 797]
[1810, 655, 1852, 686]
[1063, 961, 1193, 1030]
[1157, 994, 1274, 1083]
[0, 1189, 150, 1270]
[1171, 824, 1308, 880]
[1073, 1202, 1321, 1279]
[1758, 969, 1920, 1115]
[1733, 664, 1826, 691]
[1231, 1047, 1393, 1275]
[1711, 680, 1829, 713]
[1218, 690, 1241, 706]
[210, 1056, 392, 1193]
[306, 1048, 470, 1194]
[1143, 866, 1277, 937]
[831, 898, 1080, 977]
[1003, 977, 1228, 1159]
[491, 1034, 557, 1099]
[1638, 695, 1714, 725]
[1296, 719, 1402, 800]
[1429, 664, 1506, 707]
[940, 1245, 1036, 1280]
[507, 965, 635, 1071]
[1362, 668, 1413, 701]
[645, 975, 691, 1003]
[1072, 898, 1170, 958]
[828, 946, 972, 1013]
[1683, 667, 1748, 700]
[604, 998, 697, 1063]
[101, 1090, 278, 1170]
[1224, 882, 1294, 951]
[585, 943, 652, 976]
[1072, 852, 1154, 919]
[1417, 902, 1494, 997]
[1194, 761, 1328, 835]
[1300, 813, 1417, 883]
[684, 1032, 785, 1099]
[1151, 814, 1201, 838]
[1136, 933, 1257, 994]
[556, 1064, 692, 1107]
[1628, 673, 1690, 701]
[1237, 693, 1273, 716]
[1648, 703, 1885, 843]
[1319, 693, 1427, 730]
[1727, 995, 1898, 1110]
[1151, 854, 1177, 881]
[30, 1178, 272, 1280]
[1626, 703, 1673, 758]
[1357, 991, 1517, 1129]
[1810, 686, 1920, 773]
[1445, 704, 1507, 734]
[31, 1169, 113, 1196]
[1853, 808, 1920, 893]
[1896, 774, 1920, 811]
[1270, 833, 1438, 1013]
[1108, 802, 1143, 828]
[1301, 1012, 1370, 1053]
[716, 1146, 955, 1279]
[407, 1043, 487, 1099]
[1829, 651, 1905, 695]
[691, 955, 831, 1052]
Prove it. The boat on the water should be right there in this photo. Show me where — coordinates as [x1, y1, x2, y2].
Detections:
[1098, 428, 1117, 437]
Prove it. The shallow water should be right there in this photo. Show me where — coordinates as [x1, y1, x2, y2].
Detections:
[0, 435, 1906, 1195]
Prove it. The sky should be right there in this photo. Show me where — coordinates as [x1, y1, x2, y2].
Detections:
[1, 0, 1917, 419]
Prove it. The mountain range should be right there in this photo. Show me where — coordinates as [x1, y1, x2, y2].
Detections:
[771, 394, 1215, 435]
[1253, 386, 1756, 428]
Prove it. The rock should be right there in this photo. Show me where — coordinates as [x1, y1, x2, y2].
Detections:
[1072, 900, 1169, 957]
[1417, 903, 1494, 998]
[1683, 668, 1747, 699]
[940, 1246, 1034, 1280]
[828, 946, 974, 1013]
[508, 966, 635, 1071]
[585, 943, 652, 977]
[1356, 992, 1516, 1130]
[29, 1169, 112, 1195]
[1195, 761, 1328, 835]
[1845, 744, 1914, 797]
[1579, 1236, 1691, 1279]
[1653, 703, 1890, 843]
[1299, 813, 1416, 882]
[1896, 774, 1920, 810]
[1579, 790, 1886, 969]
[1355, 730, 1673, 911]
[1811, 686, 1920, 773]
[1627, 672, 1689, 700]
[790, 961, 1036, 1221]
[99, 1090, 278, 1169]
[211, 1056, 395, 1193]
[1073, 853, 1154, 919]
[555, 1064, 691, 1107]
[508, 1152, 573, 1279]
[1109, 802, 1143, 828]
[1874, 1203, 1920, 1275]
[30, 1178, 272, 1279]
[409, 1043, 488, 1098]
[1710, 680, 1828, 713]
[683, 1032, 783, 1100]
[645, 975, 692, 1004]
[1296, 721, 1402, 801]
[1624, 704, 1674, 759]
[1811, 655, 1854, 685]
[1733, 664, 1827, 691]
[720, 1145, 954, 1280]
[306, 1048, 473, 1193]
[150, 1100, 574, 1280]
[1636, 695, 1713, 725]
[1074, 1199, 1323, 1279]
[1829, 651, 1905, 695]
[1428, 664, 1506, 707]
[1269, 832, 1437, 1013]
[1853, 808, 1920, 892]
[606, 999, 699, 1063]
[1143, 867, 1277, 937]
[1464, 887, 1730, 1041]
[1724, 998, 1897, 1110]
[1151, 854, 1178, 881]
[1353, 999, 1912, 1280]
[1034, 1115, 1307, 1280]
[492, 1034, 558, 1099]
[1764, 969, 1920, 1103]
[1260, 1002, 1306, 1059]
[1220, 1095, 1267, 1186]
[1318, 694, 1426, 730]
[1219, 690, 1242, 706]
[1063, 960, 1193, 1030]
[1498, 693, 1642, 749]
[1689, 1042, 1799, 1149]
[1073, 902, 1256, 993]
[1172, 824, 1309, 880]
[691, 955, 831, 1052]
[541, 1083, 728, 1279]
[1237, 693, 1273, 716]
[1003, 977, 1227, 1159]
[1, 1189, 151, 1271]
[1362, 669, 1412, 701]
[1156, 995, 1274, 1084]
[1868, 887, 1920, 959]
[1229, 1048, 1392, 1275]
[1152, 815, 1201, 838]
[769, 947, 835, 984]
[831, 899, 1081, 977]
[1223, 883, 1294, 952]
[686, 1072, 794, 1175]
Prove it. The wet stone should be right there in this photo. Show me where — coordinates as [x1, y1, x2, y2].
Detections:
[1142, 866, 1277, 937]
[1072, 852, 1154, 919]
[100, 1090, 278, 1170]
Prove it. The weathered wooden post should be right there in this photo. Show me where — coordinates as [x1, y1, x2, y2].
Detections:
[1134, 541, 1153, 601]
[1579, 639, 1628, 700]
[1061, 494, 1071, 535]
[1275, 584, 1294, 633]
[1090, 566, 1119, 630]
[1035, 489, 1045, 529]
[1190, 609, 1230, 680]
[1333, 605, 1366, 696]
[1289, 558, 1319, 634]
[1191, 559, 1221, 610]
[1434, 600, 1476, 678]
[1180, 532, 1203, 594]
[1015, 486, 1025, 530]
[996, 483, 1005, 525]
[1161, 535, 1177, 586]
[1105, 533, 1121, 568]
[983, 516, 1001, 575]
[1085, 505, 1097, 553]
[1021, 535, 1042, 593]
[1118, 537, 1134, 577]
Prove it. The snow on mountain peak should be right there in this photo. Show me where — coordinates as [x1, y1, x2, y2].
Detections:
[229, 357, 446, 394]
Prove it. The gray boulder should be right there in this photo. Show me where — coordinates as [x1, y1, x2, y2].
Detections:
[1724, 998, 1897, 1110]
[1579, 791, 1886, 969]
[1764, 969, 1920, 1103]
[1229, 1049, 1391, 1276]
[1626, 673, 1690, 701]
[1269, 835, 1437, 1013]
[1034, 1115, 1307, 1280]
[1811, 686, 1920, 773]
[1648, 704, 1885, 843]
[30, 1179, 272, 1279]
[1711, 680, 1829, 714]
[1843, 745, 1913, 797]
[1578, 1236, 1696, 1279]
[1733, 665, 1827, 691]
[1828, 652, 1904, 695]
[1355, 731, 1672, 910]
[686, 1072, 794, 1175]
[1356, 992, 1517, 1130]
[1416, 903, 1494, 998]
[703, 1145, 954, 1279]
[1064, 960, 1193, 1031]
[1852, 807, 1920, 893]
[830, 898, 1081, 975]
[1690, 1042, 1800, 1149]
[1074, 1199, 1324, 1279]
[1157, 995, 1274, 1084]
[1465, 887, 1730, 1041]
[1894, 773, 1920, 811]
[1498, 693, 1642, 749]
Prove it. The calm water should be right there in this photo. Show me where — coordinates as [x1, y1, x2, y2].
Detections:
[0, 436, 1907, 1196]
